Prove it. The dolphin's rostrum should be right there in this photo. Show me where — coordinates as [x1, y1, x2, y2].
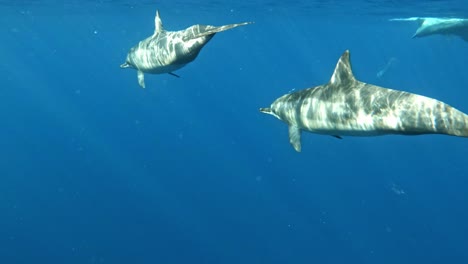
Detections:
[121, 10, 253, 88]
[260, 50, 468, 152]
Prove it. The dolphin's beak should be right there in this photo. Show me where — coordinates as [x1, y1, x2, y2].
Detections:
[260, 107, 281, 120]
[259, 107, 272, 114]
[120, 63, 130, 69]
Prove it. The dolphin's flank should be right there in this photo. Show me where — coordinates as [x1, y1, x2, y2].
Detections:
[260, 50, 468, 152]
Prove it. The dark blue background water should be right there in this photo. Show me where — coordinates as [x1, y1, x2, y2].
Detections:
[1, 1, 468, 263]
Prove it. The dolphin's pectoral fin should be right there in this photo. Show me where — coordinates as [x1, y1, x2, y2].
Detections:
[168, 72, 180, 78]
[288, 125, 302, 152]
[137, 70, 146, 88]
[332, 135, 343, 139]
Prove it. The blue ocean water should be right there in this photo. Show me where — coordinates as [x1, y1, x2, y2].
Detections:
[1, 1, 468, 263]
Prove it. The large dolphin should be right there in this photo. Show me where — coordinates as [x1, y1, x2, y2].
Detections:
[260, 50, 468, 152]
[120, 10, 253, 88]
[390, 17, 468, 41]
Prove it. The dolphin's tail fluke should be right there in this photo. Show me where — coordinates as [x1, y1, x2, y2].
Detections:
[187, 22, 254, 40]
[208, 22, 254, 34]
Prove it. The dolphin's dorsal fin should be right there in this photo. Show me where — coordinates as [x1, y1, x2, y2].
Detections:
[154, 10, 164, 35]
[416, 17, 427, 26]
[329, 50, 356, 87]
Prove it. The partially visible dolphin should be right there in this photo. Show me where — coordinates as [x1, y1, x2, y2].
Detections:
[120, 10, 253, 88]
[260, 50, 468, 152]
[390, 17, 468, 41]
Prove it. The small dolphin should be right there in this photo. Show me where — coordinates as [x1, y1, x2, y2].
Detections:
[390, 17, 468, 41]
[260, 50, 468, 152]
[121, 10, 253, 88]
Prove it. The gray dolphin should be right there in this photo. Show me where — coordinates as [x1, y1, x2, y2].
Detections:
[260, 50, 468, 152]
[120, 10, 253, 88]
[390, 17, 468, 41]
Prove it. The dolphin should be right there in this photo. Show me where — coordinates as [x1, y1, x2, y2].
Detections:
[260, 50, 468, 152]
[389, 17, 468, 41]
[120, 10, 253, 88]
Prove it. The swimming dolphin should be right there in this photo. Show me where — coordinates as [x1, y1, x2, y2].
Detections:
[389, 17, 468, 41]
[260, 50, 468, 152]
[120, 10, 253, 88]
